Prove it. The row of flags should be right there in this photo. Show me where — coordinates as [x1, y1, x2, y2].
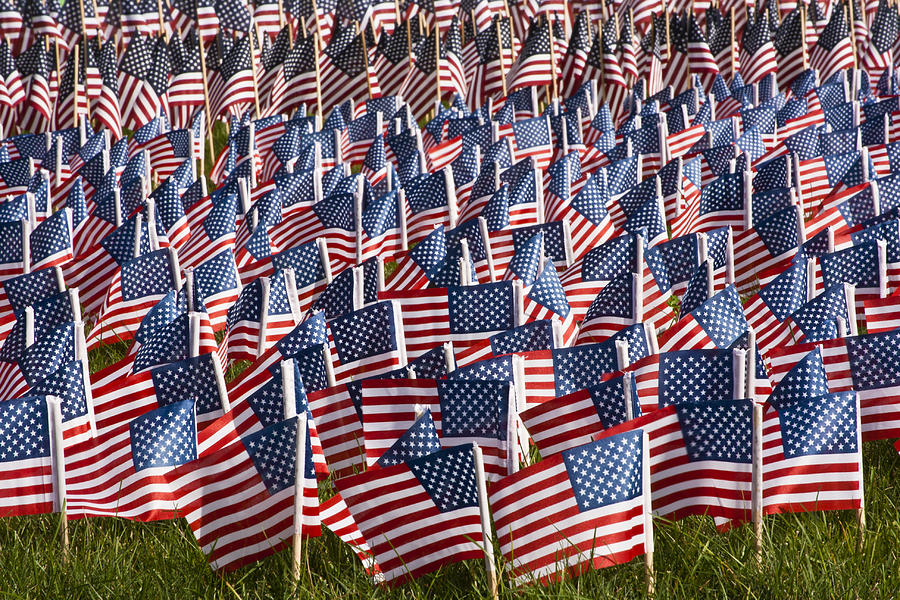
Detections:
[1, 0, 900, 141]
[1, 0, 900, 591]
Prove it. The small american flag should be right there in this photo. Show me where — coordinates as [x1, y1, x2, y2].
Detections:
[0, 395, 58, 517]
[490, 428, 651, 585]
[762, 391, 863, 516]
[169, 415, 321, 571]
[336, 443, 483, 584]
[360, 377, 515, 479]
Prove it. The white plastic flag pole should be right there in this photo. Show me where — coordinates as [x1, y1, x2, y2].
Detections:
[752, 401, 764, 565]
[473, 443, 499, 600]
[47, 395, 68, 564]
[642, 430, 654, 597]
[292, 412, 309, 582]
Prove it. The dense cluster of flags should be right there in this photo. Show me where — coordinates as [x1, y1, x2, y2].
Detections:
[2, 0, 900, 592]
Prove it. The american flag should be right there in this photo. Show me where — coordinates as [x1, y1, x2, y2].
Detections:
[191, 249, 242, 329]
[381, 281, 517, 361]
[319, 30, 382, 114]
[15, 41, 53, 135]
[732, 205, 804, 294]
[0, 395, 59, 518]
[489, 428, 651, 585]
[520, 373, 638, 457]
[762, 391, 863, 516]
[86, 248, 178, 350]
[577, 272, 643, 345]
[559, 10, 590, 100]
[743, 259, 809, 357]
[118, 35, 159, 131]
[360, 377, 515, 478]
[660, 285, 749, 352]
[862, 0, 897, 84]
[64, 398, 198, 520]
[329, 299, 407, 382]
[167, 34, 206, 129]
[768, 330, 900, 442]
[810, 2, 857, 82]
[168, 415, 321, 571]
[335, 443, 483, 584]
[278, 35, 318, 117]
[152, 353, 227, 427]
[384, 225, 448, 292]
[210, 36, 256, 119]
[789, 283, 856, 344]
[511, 115, 553, 169]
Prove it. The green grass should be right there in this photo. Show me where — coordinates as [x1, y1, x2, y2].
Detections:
[1, 340, 899, 599]
[1, 441, 898, 599]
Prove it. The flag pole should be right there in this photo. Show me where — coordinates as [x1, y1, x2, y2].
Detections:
[47, 395, 68, 564]
[292, 411, 309, 582]
[72, 44, 80, 128]
[195, 26, 217, 159]
[434, 24, 442, 111]
[247, 28, 263, 119]
[800, 5, 809, 70]
[854, 392, 865, 552]
[752, 401, 764, 565]
[358, 22, 375, 100]
[311, 0, 324, 50]
[730, 7, 736, 78]
[156, 0, 168, 40]
[846, 2, 859, 70]
[548, 16, 559, 101]
[313, 33, 324, 119]
[642, 431, 654, 597]
[496, 17, 508, 96]
[473, 443, 499, 600]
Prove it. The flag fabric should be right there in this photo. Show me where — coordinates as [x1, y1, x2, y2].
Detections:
[335, 443, 483, 584]
[167, 416, 321, 571]
[0, 395, 59, 517]
[489, 428, 651, 586]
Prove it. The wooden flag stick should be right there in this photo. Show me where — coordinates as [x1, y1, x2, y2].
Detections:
[313, 33, 324, 119]
[77, 0, 89, 43]
[358, 22, 375, 100]
[156, 0, 168, 41]
[846, 2, 859, 69]
[434, 24, 442, 109]
[801, 5, 809, 69]
[473, 444, 499, 600]
[730, 7, 737, 78]
[310, 0, 324, 50]
[276, 0, 285, 28]
[854, 391, 866, 552]
[503, 0, 517, 43]
[247, 30, 263, 119]
[642, 431, 655, 597]
[547, 16, 559, 101]
[195, 32, 217, 155]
